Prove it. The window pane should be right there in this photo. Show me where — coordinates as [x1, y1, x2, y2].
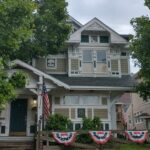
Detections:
[97, 51, 106, 62]
[81, 35, 89, 43]
[83, 50, 92, 62]
[81, 96, 99, 105]
[63, 96, 79, 105]
[101, 97, 108, 105]
[75, 123, 81, 130]
[105, 123, 109, 130]
[100, 36, 109, 43]
[78, 108, 85, 118]
[91, 36, 98, 43]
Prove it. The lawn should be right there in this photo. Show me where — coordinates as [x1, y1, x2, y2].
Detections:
[118, 143, 150, 150]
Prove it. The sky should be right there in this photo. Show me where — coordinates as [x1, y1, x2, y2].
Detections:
[66, 0, 150, 73]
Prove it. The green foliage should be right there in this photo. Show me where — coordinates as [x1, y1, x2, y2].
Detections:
[77, 117, 102, 144]
[45, 114, 72, 131]
[0, 59, 15, 108]
[0, 0, 36, 60]
[9, 71, 27, 88]
[130, 1, 150, 100]
[16, 0, 71, 61]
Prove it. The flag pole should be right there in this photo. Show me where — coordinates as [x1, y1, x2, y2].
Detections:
[42, 82, 45, 130]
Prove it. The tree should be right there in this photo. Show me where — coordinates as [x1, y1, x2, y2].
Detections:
[130, 0, 150, 100]
[15, 0, 71, 61]
[0, 0, 36, 60]
[0, 0, 70, 107]
[0, 0, 36, 108]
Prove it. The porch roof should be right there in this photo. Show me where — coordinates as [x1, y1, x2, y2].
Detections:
[50, 74, 135, 91]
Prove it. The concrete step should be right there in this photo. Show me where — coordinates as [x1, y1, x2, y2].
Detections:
[0, 141, 34, 150]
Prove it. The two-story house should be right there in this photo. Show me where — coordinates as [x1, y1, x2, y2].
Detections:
[0, 16, 134, 140]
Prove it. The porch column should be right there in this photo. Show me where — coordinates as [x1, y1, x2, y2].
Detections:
[37, 76, 43, 130]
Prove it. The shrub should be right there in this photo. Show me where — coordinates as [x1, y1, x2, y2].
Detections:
[76, 117, 102, 143]
[45, 114, 72, 131]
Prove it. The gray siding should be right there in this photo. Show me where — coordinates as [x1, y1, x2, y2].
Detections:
[35, 58, 67, 73]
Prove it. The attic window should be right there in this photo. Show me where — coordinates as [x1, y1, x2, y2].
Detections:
[81, 35, 89, 43]
[91, 36, 98, 43]
[100, 36, 109, 43]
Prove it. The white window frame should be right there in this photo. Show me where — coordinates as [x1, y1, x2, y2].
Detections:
[46, 58, 57, 69]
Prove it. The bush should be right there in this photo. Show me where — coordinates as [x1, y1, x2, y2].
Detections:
[76, 117, 102, 143]
[45, 114, 72, 131]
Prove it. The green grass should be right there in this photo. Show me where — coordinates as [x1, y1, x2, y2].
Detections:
[118, 143, 150, 150]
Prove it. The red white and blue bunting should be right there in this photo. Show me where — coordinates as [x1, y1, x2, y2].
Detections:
[89, 131, 112, 145]
[52, 132, 77, 146]
[125, 131, 148, 143]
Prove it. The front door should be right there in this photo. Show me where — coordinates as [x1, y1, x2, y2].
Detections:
[10, 99, 27, 136]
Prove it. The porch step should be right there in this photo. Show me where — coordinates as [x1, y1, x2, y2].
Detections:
[0, 141, 34, 150]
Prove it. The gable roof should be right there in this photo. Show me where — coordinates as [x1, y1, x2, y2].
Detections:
[68, 17, 128, 44]
[68, 15, 83, 28]
[11, 59, 70, 89]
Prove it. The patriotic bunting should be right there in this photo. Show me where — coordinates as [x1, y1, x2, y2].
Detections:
[89, 131, 112, 145]
[125, 131, 148, 143]
[52, 132, 77, 146]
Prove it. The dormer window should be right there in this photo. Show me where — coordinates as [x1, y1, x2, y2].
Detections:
[100, 36, 109, 43]
[81, 35, 89, 43]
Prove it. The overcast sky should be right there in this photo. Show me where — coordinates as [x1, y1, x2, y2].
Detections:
[66, 0, 150, 73]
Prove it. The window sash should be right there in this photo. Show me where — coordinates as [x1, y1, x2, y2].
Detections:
[97, 51, 106, 63]
[100, 36, 109, 43]
[81, 35, 89, 43]
[83, 50, 93, 62]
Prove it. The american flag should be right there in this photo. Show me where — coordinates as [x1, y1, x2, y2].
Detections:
[42, 83, 50, 119]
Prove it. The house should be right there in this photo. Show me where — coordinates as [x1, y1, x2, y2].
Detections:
[0, 16, 134, 140]
[126, 75, 150, 130]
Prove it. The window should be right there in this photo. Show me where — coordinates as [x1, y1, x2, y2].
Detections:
[105, 123, 109, 130]
[77, 108, 85, 118]
[1, 126, 5, 134]
[97, 51, 106, 63]
[100, 36, 109, 43]
[81, 35, 89, 43]
[47, 58, 56, 68]
[75, 123, 81, 130]
[121, 52, 127, 56]
[54, 97, 60, 105]
[83, 50, 92, 62]
[63, 96, 79, 105]
[81, 96, 99, 105]
[91, 36, 98, 43]
[101, 97, 108, 105]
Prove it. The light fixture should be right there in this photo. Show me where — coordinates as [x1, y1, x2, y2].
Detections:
[32, 98, 37, 110]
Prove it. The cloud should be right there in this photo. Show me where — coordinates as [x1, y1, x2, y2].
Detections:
[66, 0, 150, 34]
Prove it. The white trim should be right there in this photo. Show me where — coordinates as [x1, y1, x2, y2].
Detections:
[11, 59, 70, 89]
